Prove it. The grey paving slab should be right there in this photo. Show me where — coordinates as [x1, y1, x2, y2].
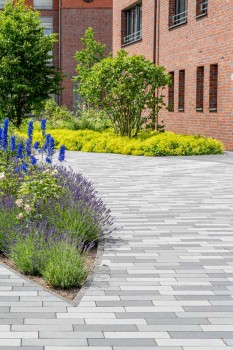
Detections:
[1, 151, 233, 348]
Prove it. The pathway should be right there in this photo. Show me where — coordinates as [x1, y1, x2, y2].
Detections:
[0, 151, 233, 349]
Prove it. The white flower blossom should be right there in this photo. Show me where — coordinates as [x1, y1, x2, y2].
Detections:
[24, 204, 33, 214]
[15, 199, 24, 208]
[0, 172, 5, 181]
[16, 213, 24, 220]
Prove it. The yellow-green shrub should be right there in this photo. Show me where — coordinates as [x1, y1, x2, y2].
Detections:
[16, 129, 224, 157]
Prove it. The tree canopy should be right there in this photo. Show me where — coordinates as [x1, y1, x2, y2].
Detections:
[0, 0, 62, 126]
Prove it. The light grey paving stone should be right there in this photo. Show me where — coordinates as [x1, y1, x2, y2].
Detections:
[0, 348, 43, 350]
[39, 331, 104, 339]
[0, 340, 20, 346]
[22, 339, 88, 346]
[45, 347, 112, 350]
[88, 338, 157, 347]
[73, 324, 137, 332]
[1, 152, 233, 348]
[113, 348, 182, 350]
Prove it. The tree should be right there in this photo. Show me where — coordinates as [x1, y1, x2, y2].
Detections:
[0, 0, 62, 127]
[74, 27, 108, 107]
[78, 50, 170, 138]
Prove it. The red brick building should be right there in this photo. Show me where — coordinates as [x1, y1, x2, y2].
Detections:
[1, 0, 112, 110]
[113, 0, 233, 150]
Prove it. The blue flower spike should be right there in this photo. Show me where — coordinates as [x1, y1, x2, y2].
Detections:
[58, 145, 66, 162]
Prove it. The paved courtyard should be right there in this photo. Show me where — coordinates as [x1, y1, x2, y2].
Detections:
[0, 151, 233, 349]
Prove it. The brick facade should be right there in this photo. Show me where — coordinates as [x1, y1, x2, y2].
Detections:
[113, 0, 155, 61]
[60, 4, 112, 108]
[113, 0, 233, 150]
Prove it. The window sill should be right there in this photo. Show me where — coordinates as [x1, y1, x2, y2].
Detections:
[209, 108, 217, 113]
[196, 12, 208, 19]
[178, 108, 185, 112]
[169, 20, 187, 30]
[121, 38, 142, 47]
[196, 108, 203, 112]
[34, 7, 53, 10]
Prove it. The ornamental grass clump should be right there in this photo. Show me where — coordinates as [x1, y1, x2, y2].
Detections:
[0, 118, 112, 290]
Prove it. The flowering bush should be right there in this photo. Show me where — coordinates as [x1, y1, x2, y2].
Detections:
[0, 118, 112, 289]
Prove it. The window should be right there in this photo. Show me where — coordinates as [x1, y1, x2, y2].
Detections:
[178, 70, 185, 112]
[209, 64, 218, 112]
[34, 0, 53, 10]
[0, 0, 7, 9]
[169, 0, 188, 28]
[123, 4, 142, 45]
[196, 0, 208, 18]
[40, 17, 53, 35]
[40, 17, 53, 64]
[196, 66, 204, 111]
[168, 72, 175, 112]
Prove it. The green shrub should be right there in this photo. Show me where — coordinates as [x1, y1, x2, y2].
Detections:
[78, 50, 170, 137]
[77, 108, 111, 132]
[35, 99, 79, 130]
[41, 242, 87, 289]
[17, 129, 224, 156]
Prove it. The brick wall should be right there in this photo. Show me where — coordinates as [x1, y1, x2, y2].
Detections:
[61, 7, 113, 108]
[113, 0, 155, 61]
[113, 0, 233, 150]
[158, 0, 233, 150]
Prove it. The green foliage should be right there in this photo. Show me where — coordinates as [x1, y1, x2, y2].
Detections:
[77, 108, 112, 132]
[11, 235, 87, 288]
[0, 207, 19, 252]
[0, 152, 23, 196]
[19, 129, 224, 156]
[41, 242, 87, 289]
[10, 235, 45, 275]
[78, 50, 170, 138]
[0, 0, 62, 126]
[17, 170, 63, 217]
[36, 99, 79, 130]
[74, 27, 107, 85]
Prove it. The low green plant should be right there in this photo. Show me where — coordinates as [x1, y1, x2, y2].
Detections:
[77, 108, 111, 132]
[10, 235, 46, 275]
[0, 207, 19, 252]
[41, 241, 87, 289]
[17, 129, 224, 156]
[35, 99, 79, 130]
[17, 170, 63, 217]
